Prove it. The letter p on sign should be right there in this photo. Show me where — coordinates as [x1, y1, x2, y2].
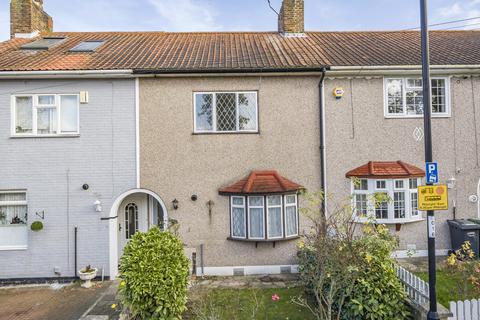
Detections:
[426, 162, 439, 184]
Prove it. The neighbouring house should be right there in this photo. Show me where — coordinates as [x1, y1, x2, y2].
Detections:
[1, 0, 480, 280]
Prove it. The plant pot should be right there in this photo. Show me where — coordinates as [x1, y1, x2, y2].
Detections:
[78, 268, 98, 288]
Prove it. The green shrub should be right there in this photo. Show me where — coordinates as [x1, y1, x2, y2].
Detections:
[119, 227, 190, 319]
[30, 221, 43, 231]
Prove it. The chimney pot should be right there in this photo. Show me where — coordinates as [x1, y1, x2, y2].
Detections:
[10, 0, 53, 39]
[278, 0, 305, 36]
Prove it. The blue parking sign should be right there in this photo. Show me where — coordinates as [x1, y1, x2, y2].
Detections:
[426, 162, 438, 184]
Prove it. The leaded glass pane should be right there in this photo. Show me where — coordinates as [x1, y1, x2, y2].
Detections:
[268, 195, 281, 206]
[249, 207, 264, 238]
[387, 79, 403, 114]
[232, 207, 246, 238]
[60, 95, 79, 133]
[249, 196, 263, 207]
[232, 197, 244, 206]
[268, 207, 282, 238]
[394, 192, 406, 218]
[195, 94, 213, 131]
[15, 97, 33, 134]
[285, 205, 297, 236]
[216, 93, 236, 131]
[238, 93, 257, 131]
[285, 195, 296, 205]
[37, 108, 57, 134]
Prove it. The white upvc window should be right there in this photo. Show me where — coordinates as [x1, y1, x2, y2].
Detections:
[384, 77, 450, 118]
[0, 190, 28, 250]
[352, 178, 423, 224]
[230, 194, 298, 241]
[194, 92, 258, 133]
[12, 94, 80, 136]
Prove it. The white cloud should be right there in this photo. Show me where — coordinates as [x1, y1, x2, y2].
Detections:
[435, 0, 480, 28]
[148, 0, 221, 31]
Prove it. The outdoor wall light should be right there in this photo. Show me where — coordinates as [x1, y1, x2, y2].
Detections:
[447, 177, 457, 189]
[172, 199, 179, 210]
[94, 200, 102, 212]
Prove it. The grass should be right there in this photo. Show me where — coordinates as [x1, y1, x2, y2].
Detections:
[416, 270, 477, 307]
[186, 286, 315, 320]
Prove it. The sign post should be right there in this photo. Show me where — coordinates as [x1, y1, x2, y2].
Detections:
[419, 1, 440, 319]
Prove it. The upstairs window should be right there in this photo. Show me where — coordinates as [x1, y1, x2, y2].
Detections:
[194, 92, 258, 133]
[385, 77, 450, 117]
[12, 94, 79, 136]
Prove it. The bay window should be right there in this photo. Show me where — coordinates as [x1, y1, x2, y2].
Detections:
[352, 178, 422, 223]
[194, 92, 258, 133]
[0, 191, 28, 250]
[385, 77, 449, 117]
[230, 194, 298, 241]
[12, 94, 79, 136]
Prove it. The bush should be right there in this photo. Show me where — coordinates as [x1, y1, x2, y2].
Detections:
[119, 227, 190, 319]
[30, 221, 43, 231]
[295, 191, 410, 320]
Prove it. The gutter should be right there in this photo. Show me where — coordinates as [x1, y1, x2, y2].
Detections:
[318, 67, 329, 215]
[133, 67, 329, 76]
[0, 70, 134, 79]
[329, 65, 480, 76]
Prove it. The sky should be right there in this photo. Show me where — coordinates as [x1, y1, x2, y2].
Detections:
[1, 0, 480, 41]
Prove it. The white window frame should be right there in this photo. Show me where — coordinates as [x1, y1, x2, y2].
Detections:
[284, 194, 299, 238]
[351, 178, 423, 224]
[11, 93, 80, 137]
[193, 91, 258, 133]
[0, 190, 28, 251]
[383, 77, 451, 118]
[266, 195, 284, 240]
[231, 196, 247, 239]
[247, 196, 265, 240]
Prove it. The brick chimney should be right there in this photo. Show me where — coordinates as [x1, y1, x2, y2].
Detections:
[278, 0, 304, 35]
[10, 0, 53, 38]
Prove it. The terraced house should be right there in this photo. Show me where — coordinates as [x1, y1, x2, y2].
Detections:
[1, 0, 480, 281]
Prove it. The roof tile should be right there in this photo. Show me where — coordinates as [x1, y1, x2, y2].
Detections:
[346, 161, 425, 179]
[219, 171, 304, 194]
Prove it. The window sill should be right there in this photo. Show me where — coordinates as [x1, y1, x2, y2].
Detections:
[354, 216, 425, 225]
[228, 236, 300, 248]
[384, 114, 450, 119]
[10, 134, 80, 139]
[192, 131, 259, 135]
[0, 245, 27, 251]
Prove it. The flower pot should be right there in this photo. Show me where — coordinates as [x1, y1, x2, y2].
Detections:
[78, 268, 98, 288]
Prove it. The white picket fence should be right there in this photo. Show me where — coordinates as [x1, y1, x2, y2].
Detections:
[396, 265, 430, 305]
[449, 300, 480, 320]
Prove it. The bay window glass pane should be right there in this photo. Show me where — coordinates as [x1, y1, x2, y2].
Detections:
[38, 95, 55, 105]
[355, 194, 368, 216]
[37, 108, 57, 134]
[285, 205, 298, 237]
[15, 96, 33, 134]
[432, 79, 446, 113]
[268, 207, 282, 238]
[238, 93, 257, 131]
[375, 193, 388, 219]
[249, 208, 264, 238]
[216, 93, 236, 131]
[376, 180, 386, 189]
[249, 196, 263, 207]
[411, 192, 419, 216]
[232, 197, 244, 206]
[394, 192, 406, 218]
[60, 95, 79, 133]
[387, 79, 403, 114]
[232, 207, 246, 238]
[395, 180, 404, 189]
[354, 179, 368, 191]
[195, 94, 213, 131]
[268, 195, 282, 206]
[285, 195, 296, 205]
[409, 178, 418, 189]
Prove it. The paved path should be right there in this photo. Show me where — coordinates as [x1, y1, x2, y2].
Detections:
[0, 281, 114, 320]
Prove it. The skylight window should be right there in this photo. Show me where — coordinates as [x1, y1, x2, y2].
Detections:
[70, 41, 105, 52]
[21, 37, 65, 50]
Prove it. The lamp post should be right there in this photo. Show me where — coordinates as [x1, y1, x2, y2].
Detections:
[419, 1, 439, 319]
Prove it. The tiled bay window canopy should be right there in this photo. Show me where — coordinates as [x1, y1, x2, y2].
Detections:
[219, 171, 303, 242]
[346, 161, 425, 224]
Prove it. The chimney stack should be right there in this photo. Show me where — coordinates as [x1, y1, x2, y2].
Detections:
[10, 0, 53, 39]
[278, 0, 305, 36]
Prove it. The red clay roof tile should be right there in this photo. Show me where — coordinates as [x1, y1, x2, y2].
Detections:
[0, 31, 480, 72]
[219, 171, 304, 194]
[346, 161, 425, 179]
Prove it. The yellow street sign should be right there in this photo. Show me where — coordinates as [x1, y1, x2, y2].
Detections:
[418, 185, 449, 211]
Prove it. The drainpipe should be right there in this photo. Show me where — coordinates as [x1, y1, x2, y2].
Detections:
[318, 67, 329, 214]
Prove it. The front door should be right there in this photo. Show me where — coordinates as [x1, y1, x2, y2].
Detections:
[118, 194, 148, 257]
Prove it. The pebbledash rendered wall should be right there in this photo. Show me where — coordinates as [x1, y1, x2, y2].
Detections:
[0, 79, 136, 279]
[324, 75, 480, 254]
[139, 76, 321, 271]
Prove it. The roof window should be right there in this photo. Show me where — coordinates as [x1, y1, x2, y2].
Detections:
[21, 37, 66, 50]
[70, 41, 105, 52]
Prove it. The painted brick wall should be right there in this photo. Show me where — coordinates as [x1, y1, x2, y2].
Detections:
[0, 79, 136, 279]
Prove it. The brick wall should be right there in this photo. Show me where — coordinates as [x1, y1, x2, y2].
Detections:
[10, 0, 53, 38]
[278, 0, 304, 34]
